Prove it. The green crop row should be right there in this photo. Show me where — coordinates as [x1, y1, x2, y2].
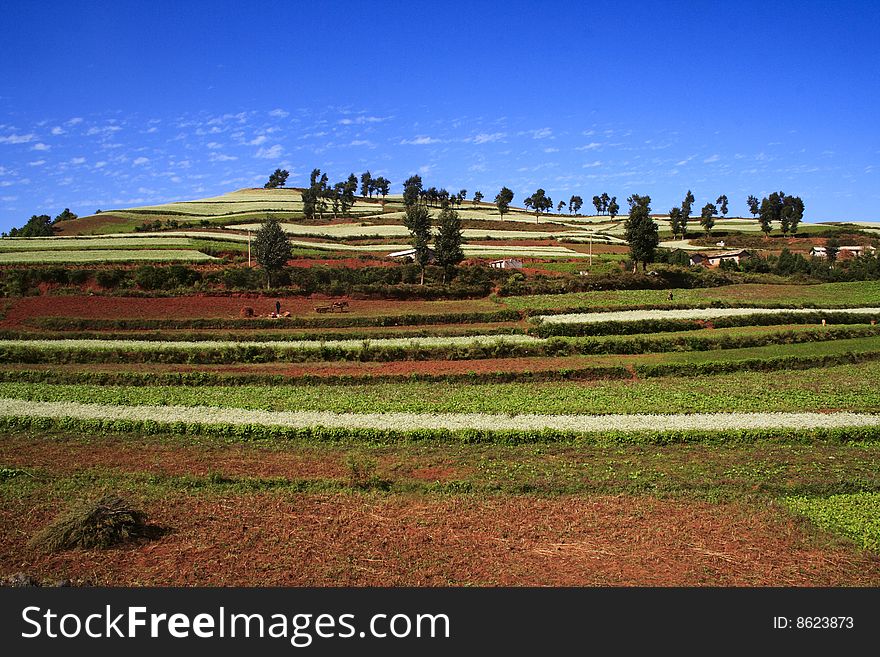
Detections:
[2, 414, 879, 447]
[3, 349, 880, 388]
[4, 358, 880, 414]
[783, 493, 880, 551]
[2, 326, 877, 364]
[534, 311, 880, 337]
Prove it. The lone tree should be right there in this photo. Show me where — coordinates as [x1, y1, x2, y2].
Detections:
[758, 191, 785, 237]
[781, 194, 805, 235]
[825, 237, 840, 264]
[681, 190, 695, 236]
[607, 196, 619, 220]
[264, 169, 290, 189]
[360, 171, 373, 197]
[54, 208, 78, 223]
[301, 168, 329, 221]
[253, 216, 292, 289]
[435, 204, 465, 283]
[624, 194, 658, 272]
[556, 200, 567, 213]
[700, 202, 717, 236]
[568, 195, 583, 215]
[495, 186, 514, 220]
[472, 190, 484, 205]
[716, 195, 729, 218]
[403, 202, 433, 285]
[402, 175, 423, 207]
[668, 206, 683, 239]
[374, 176, 391, 205]
[524, 188, 552, 222]
[746, 195, 760, 221]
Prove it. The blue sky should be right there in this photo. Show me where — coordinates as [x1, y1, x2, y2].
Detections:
[1, 0, 878, 231]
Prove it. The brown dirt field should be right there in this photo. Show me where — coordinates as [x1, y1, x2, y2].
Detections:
[0, 435, 467, 484]
[0, 295, 501, 326]
[2, 493, 877, 586]
[53, 214, 133, 236]
[0, 435, 345, 480]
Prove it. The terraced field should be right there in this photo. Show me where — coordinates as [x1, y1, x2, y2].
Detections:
[2, 273, 879, 585]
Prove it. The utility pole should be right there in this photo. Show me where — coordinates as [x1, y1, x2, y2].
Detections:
[589, 232, 593, 268]
[248, 230, 251, 267]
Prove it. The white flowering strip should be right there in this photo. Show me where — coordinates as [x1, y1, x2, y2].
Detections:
[1, 398, 878, 433]
[537, 307, 880, 325]
[0, 334, 541, 352]
[0, 250, 218, 264]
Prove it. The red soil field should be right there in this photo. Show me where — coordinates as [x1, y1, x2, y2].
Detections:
[1, 295, 501, 326]
[2, 493, 876, 586]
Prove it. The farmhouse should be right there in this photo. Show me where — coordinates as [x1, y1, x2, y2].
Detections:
[688, 249, 749, 267]
[488, 258, 524, 269]
[811, 245, 876, 259]
[388, 247, 436, 263]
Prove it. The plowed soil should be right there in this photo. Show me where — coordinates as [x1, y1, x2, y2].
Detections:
[3, 493, 877, 586]
[1, 295, 500, 326]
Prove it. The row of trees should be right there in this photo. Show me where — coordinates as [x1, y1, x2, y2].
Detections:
[401, 175, 465, 284]
[747, 192, 805, 235]
[3, 208, 77, 237]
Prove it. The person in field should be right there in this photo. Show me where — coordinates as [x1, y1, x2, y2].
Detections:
[275, 300, 281, 316]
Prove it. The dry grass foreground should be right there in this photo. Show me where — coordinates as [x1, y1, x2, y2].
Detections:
[2, 492, 878, 586]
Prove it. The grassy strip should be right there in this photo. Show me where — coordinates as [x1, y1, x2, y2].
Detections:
[501, 281, 880, 311]
[3, 350, 880, 387]
[783, 493, 880, 551]
[3, 414, 880, 446]
[31, 309, 525, 331]
[534, 311, 880, 337]
[3, 357, 880, 414]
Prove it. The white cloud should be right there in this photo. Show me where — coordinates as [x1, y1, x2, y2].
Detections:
[51, 127, 65, 136]
[87, 125, 123, 136]
[146, 126, 158, 134]
[544, 147, 559, 153]
[70, 157, 86, 165]
[470, 132, 505, 144]
[31, 143, 51, 151]
[582, 160, 602, 168]
[66, 117, 83, 126]
[576, 142, 602, 151]
[132, 157, 150, 166]
[93, 161, 107, 169]
[0, 133, 36, 144]
[269, 108, 289, 118]
[348, 140, 374, 147]
[206, 141, 223, 149]
[418, 164, 433, 174]
[339, 115, 389, 125]
[255, 144, 283, 159]
[531, 127, 553, 139]
[209, 153, 237, 162]
[400, 136, 441, 145]
[248, 135, 267, 146]
[703, 154, 720, 163]
[28, 160, 46, 167]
